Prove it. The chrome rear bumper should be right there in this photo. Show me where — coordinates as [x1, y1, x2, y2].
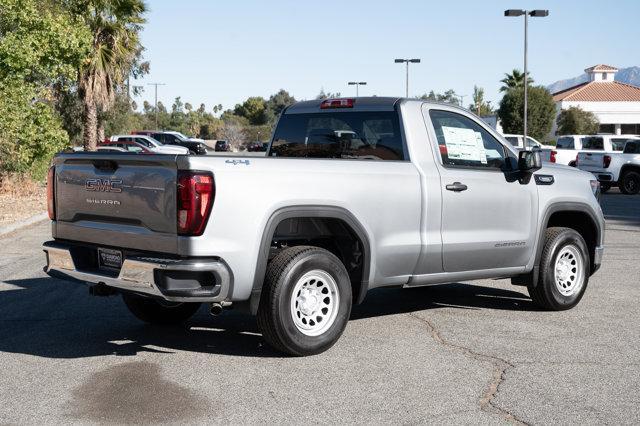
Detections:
[43, 241, 231, 303]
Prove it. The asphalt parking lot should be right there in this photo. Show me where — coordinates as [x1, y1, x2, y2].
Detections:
[0, 191, 638, 424]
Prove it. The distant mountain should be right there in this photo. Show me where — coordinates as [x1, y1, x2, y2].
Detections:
[547, 66, 640, 94]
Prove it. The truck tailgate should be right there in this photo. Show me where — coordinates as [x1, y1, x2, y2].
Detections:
[52, 153, 180, 253]
[577, 151, 605, 171]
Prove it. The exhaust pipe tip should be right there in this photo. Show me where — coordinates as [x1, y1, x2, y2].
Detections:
[210, 303, 224, 316]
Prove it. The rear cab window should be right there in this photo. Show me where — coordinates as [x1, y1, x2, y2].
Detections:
[270, 111, 405, 160]
[556, 137, 574, 149]
[581, 136, 604, 150]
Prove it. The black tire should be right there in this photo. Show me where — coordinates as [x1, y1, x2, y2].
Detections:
[257, 246, 352, 356]
[122, 293, 201, 325]
[528, 227, 589, 311]
[620, 171, 640, 195]
[568, 161, 576, 168]
[600, 183, 610, 193]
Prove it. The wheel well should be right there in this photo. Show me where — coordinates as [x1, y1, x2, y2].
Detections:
[546, 211, 598, 272]
[270, 216, 368, 304]
[620, 164, 640, 178]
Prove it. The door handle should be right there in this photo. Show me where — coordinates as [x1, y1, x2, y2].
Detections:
[446, 182, 468, 192]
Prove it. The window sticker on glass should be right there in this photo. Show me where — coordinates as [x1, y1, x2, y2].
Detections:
[441, 126, 487, 164]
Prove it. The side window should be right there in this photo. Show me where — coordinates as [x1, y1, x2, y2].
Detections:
[126, 144, 143, 153]
[504, 136, 519, 147]
[428, 109, 507, 169]
[556, 137, 574, 150]
[581, 136, 604, 150]
[611, 138, 629, 151]
[135, 138, 151, 147]
[164, 134, 177, 143]
[525, 137, 539, 148]
[623, 141, 640, 154]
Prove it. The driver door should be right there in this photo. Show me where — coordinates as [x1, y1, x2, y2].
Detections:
[425, 108, 538, 272]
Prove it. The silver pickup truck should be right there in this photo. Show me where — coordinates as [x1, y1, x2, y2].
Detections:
[43, 98, 605, 356]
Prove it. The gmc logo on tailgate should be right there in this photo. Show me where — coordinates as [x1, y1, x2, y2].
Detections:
[85, 179, 123, 193]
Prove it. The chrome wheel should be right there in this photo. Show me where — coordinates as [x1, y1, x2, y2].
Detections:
[554, 245, 585, 296]
[290, 270, 339, 337]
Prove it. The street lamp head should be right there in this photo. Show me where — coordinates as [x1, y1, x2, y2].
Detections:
[394, 59, 405, 63]
[504, 9, 525, 16]
[348, 82, 357, 85]
[410, 59, 421, 63]
[358, 82, 367, 85]
[529, 9, 549, 17]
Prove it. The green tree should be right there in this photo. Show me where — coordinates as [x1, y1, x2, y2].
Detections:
[316, 88, 341, 100]
[500, 69, 534, 92]
[468, 86, 493, 116]
[497, 86, 556, 141]
[72, 0, 147, 150]
[0, 0, 90, 178]
[556, 106, 599, 135]
[419, 89, 460, 105]
[265, 89, 295, 122]
[234, 96, 268, 125]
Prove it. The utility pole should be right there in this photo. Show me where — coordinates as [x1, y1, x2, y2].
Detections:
[147, 82, 165, 130]
[347, 81, 367, 97]
[504, 9, 549, 149]
[394, 59, 421, 97]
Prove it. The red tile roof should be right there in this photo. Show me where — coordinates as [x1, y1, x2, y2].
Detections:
[553, 81, 640, 102]
[585, 64, 618, 72]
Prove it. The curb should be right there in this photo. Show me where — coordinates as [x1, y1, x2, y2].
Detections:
[0, 212, 48, 238]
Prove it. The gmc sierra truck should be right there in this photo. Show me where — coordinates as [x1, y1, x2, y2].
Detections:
[43, 98, 605, 356]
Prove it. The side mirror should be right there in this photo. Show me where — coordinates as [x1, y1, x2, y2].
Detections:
[518, 150, 542, 171]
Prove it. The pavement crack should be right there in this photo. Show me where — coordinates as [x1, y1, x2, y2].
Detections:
[408, 312, 528, 425]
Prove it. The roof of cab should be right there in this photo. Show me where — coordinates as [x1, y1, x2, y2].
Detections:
[285, 97, 401, 114]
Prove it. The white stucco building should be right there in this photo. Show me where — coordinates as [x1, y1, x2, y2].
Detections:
[551, 65, 640, 137]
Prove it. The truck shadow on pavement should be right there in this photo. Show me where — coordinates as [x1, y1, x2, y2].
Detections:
[0, 277, 534, 359]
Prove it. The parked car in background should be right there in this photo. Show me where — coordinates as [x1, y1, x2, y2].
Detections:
[214, 140, 230, 152]
[106, 135, 190, 155]
[44, 97, 604, 356]
[502, 134, 556, 163]
[132, 130, 208, 155]
[165, 130, 205, 143]
[577, 139, 640, 194]
[555, 134, 636, 166]
[247, 141, 268, 152]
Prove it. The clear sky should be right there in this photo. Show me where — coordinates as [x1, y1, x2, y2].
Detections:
[135, 0, 640, 112]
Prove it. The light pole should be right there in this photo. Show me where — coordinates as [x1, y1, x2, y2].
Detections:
[504, 9, 549, 150]
[348, 81, 367, 97]
[394, 58, 420, 97]
[147, 82, 166, 130]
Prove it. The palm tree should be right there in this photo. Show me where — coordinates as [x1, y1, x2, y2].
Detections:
[76, 0, 146, 150]
[500, 69, 534, 92]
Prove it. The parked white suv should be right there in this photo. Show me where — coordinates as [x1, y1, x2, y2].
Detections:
[555, 134, 635, 166]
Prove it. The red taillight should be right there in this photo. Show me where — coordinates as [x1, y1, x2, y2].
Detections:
[177, 171, 214, 236]
[47, 166, 55, 220]
[550, 150, 557, 163]
[320, 98, 355, 109]
[603, 155, 611, 168]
